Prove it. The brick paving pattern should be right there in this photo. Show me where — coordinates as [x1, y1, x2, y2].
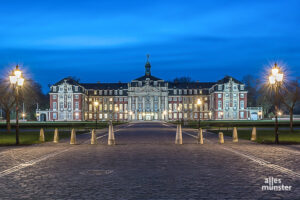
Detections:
[0, 122, 299, 199]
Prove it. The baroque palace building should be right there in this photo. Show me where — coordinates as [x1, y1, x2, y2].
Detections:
[37, 57, 262, 121]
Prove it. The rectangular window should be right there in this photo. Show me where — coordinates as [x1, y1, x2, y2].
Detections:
[53, 113, 57, 119]
[169, 104, 172, 111]
[184, 104, 187, 110]
[240, 100, 244, 109]
[240, 93, 244, 98]
[60, 102, 64, 110]
[240, 112, 244, 118]
[53, 95, 57, 100]
[75, 86, 78, 92]
[99, 114, 103, 119]
[218, 85, 222, 90]
[75, 102, 79, 110]
[75, 95, 79, 99]
[218, 94, 222, 98]
[53, 102, 57, 110]
[53, 86, 57, 92]
[218, 100, 222, 110]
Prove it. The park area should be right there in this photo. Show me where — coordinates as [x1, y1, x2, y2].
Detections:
[176, 120, 300, 144]
[0, 121, 124, 145]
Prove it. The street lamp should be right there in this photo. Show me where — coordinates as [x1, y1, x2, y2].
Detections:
[9, 65, 24, 145]
[197, 98, 202, 129]
[268, 63, 283, 144]
[94, 101, 99, 129]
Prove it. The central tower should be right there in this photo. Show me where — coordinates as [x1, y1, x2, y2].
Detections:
[145, 54, 151, 76]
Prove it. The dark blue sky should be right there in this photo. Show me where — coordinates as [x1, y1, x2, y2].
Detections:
[0, 0, 299, 92]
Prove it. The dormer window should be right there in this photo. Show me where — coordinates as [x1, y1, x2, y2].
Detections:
[120, 90, 123, 95]
[240, 85, 244, 90]
[94, 90, 97, 95]
[114, 90, 118, 95]
[99, 90, 103, 95]
[53, 86, 57, 92]
[154, 81, 157, 86]
[75, 86, 78, 92]
[218, 85, 222, 90]
[174, 89, 177, 95]
[138, 81, 142, 87]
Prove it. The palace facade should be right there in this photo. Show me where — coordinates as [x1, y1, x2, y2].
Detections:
[37, 58, 262, 121]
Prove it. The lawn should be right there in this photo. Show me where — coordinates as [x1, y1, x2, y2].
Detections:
[208, 128, 300, 144]
[0, 129, 88, 145]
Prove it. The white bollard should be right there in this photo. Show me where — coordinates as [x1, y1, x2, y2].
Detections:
[232, 127, 238, 142]
[219, 132, 224, 144]
[251, 127, 257, 141]
[39, 128, 45, 142]
[108, 124, 115, 145]
[91, 129, 97, 144]
[70, 128, 76, 145]
[53, 128, 59, 143]
[175, 124, 183, 144]
[198, 128, 203, 144]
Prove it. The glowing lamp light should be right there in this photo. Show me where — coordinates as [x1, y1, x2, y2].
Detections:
[17, 78, 24, 86]
[276, 73, 283, 82]
[272, 68, 279, 76]
[278, 111, 282, 116]
[197, 99, 202, 105]
[14, 69, 22, 78]
[9, 74, 17, 84]
[269, 76, 276, 85]
[94, 101, 99, 106]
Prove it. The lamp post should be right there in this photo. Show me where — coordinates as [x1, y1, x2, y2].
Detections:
[197, 98, 202, 129]
[9, 65, 25, 145]
[94, 101, 99, 129]
[268, 63, 283, 144]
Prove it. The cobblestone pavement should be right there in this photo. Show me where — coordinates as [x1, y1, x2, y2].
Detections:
[0, 122, 299, 200]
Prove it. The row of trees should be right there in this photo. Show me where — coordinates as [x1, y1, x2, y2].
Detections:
[243, 75, 300, 132]
[0, 77, 48, 132]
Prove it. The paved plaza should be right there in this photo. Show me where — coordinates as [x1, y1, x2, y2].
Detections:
[0, 122, 299, 199]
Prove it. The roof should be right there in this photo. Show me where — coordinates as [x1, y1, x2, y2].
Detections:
[133, 74, 163, 81]
[53, 77, 81, 86]
[168, 82, 216, 89]
[216, 76, 243, 84]
[81, 83, 128, 90]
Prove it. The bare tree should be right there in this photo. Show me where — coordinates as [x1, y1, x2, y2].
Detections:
[0, 78, 45, 132]
[280, 79, 300, 132]
[0, 79, 15, 132]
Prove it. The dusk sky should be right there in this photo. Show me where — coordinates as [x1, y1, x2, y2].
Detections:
[0, 0, 299, 92]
